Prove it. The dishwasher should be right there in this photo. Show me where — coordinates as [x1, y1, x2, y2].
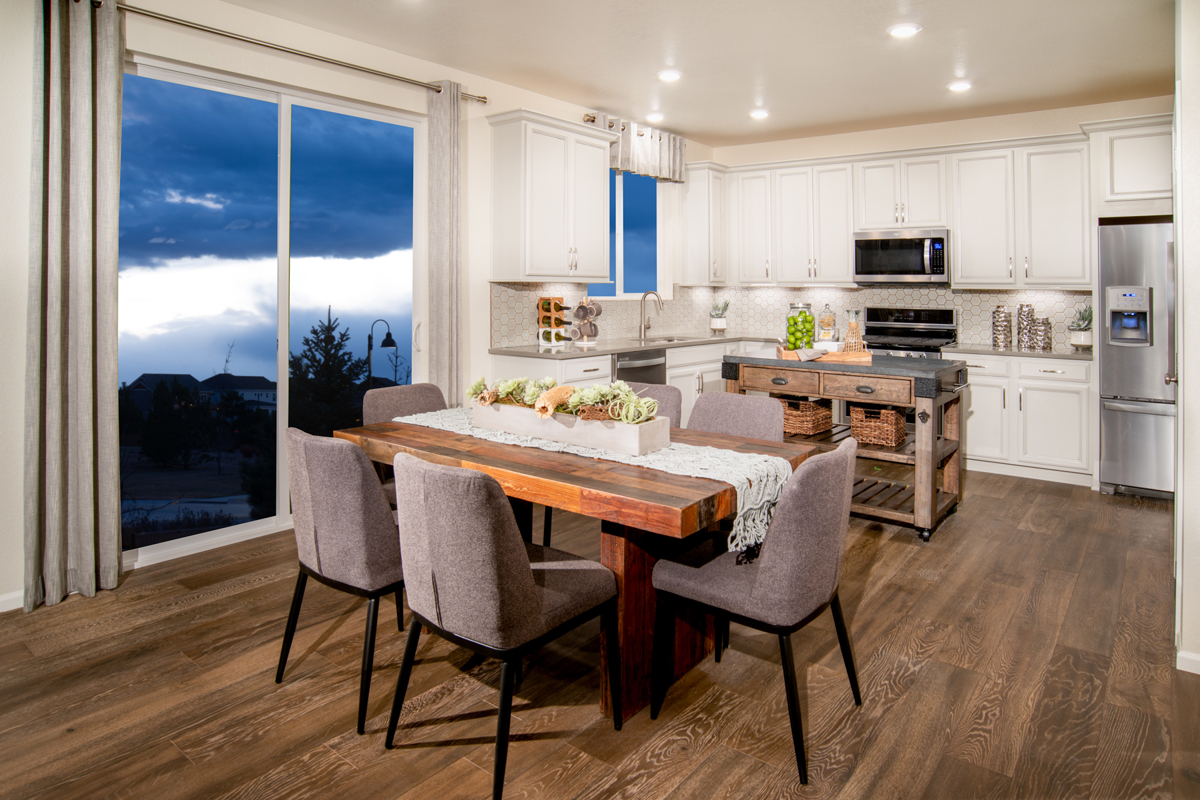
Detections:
[612, 349, 667, 384]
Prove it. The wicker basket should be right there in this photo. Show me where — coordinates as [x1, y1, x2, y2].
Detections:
[778, 397, 833, 436]
[849, 406, 908, 447]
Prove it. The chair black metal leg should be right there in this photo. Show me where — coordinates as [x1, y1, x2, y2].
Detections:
[651, 591, 676, 720]
[395, 589, 405, 631]
[778, 632, 808, 784]
[275, 570, 308, 684]
[493, 658, 517, 800]
[542, 505, 553, 548]
[714, 615, 730, 663]
[602, 601, 622, 731]
[357, 596, 380, 734]
[830, 593, 862, 706]
[386, 619, 422, 748]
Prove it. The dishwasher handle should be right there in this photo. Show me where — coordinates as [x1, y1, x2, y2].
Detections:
[616, 356, 665, 369]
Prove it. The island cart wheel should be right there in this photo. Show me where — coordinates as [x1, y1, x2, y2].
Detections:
[918, 529, 932, 542]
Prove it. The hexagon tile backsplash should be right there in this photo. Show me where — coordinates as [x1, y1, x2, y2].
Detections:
[490, 284, 1093, 349]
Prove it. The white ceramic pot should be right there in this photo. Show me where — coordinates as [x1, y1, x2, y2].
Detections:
[710, 317, 727, 334]
[1069, 329, 1093, 348]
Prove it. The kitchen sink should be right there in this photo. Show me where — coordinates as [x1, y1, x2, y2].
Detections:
[640, 336, 693, 343]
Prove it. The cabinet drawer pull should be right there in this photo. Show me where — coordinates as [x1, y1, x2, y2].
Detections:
[771, 377, 789, 385]
[966, 364, 987, 369]
[1039, 369, 1065, 374]
[856, 385, 875, 394]
[583, 368, 600, 373]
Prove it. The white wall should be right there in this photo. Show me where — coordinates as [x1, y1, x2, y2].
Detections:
[1177, 0, 1200, 674]
[707, 96, 1174, 166]
[0, 1, 36, 606]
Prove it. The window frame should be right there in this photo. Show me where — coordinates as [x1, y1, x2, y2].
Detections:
[120, 56, 428, 565]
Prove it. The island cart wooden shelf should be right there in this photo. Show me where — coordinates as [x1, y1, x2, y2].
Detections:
[722, 354, 967, 541]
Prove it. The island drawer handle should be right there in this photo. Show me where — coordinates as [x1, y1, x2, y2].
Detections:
[1039, 369, 1065, 374]
[856, 385, 875, 394]
[583, 368, 600, 373]
[771, 377, 788, 385]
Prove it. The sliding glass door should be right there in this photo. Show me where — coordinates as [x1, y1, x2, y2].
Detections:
[118, 68, 421, 550]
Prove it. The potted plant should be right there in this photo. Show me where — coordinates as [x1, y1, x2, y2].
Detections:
[710, 299, 730, 335]
[1068, 305, 1093, 349]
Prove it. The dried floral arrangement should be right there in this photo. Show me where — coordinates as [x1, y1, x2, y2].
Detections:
[468, 376, 659, 424]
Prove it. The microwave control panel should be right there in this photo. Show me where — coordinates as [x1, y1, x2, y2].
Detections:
[930, 240, 945, 274]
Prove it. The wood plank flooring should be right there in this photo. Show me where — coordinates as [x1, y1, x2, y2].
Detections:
[0, 470, 1196, 799]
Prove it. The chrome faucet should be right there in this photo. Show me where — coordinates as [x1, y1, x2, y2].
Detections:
[639, 290, 663, 339]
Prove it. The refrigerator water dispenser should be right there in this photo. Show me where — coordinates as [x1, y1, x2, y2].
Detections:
[1106, 285, 1152, 347]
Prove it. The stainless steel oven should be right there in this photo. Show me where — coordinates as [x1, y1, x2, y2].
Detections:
[853, 228, 950, 284]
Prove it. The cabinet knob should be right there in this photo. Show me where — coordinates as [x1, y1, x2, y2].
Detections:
[1166, 373, 1178, 386]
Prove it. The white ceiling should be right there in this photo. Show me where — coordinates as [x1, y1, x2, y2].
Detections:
[223, 0, 1175, 147]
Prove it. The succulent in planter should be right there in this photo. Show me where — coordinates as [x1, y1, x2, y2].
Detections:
[709, 299, 730, 319]
[1068, 305, 1093, 331]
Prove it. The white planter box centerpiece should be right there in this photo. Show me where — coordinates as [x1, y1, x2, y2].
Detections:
[472, 403, 670, 457]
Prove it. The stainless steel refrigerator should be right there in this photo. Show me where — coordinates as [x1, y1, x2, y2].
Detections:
[1099, 216, 1176, 497]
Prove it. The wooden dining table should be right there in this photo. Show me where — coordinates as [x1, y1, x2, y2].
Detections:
[334, 420, 814, 723]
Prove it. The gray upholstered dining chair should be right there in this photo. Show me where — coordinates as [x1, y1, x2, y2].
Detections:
[627, 381, 684, 429]
[277, 428, 405, 735]
[687, 392, 784, 442]
[649, 437, 862, 785]
[386, 453, 622, 800]
[362, 383, 448, 507]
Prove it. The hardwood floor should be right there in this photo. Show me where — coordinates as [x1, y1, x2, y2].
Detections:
[1, 470, 1195, 799]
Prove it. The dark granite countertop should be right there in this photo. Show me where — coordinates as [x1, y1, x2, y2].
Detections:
[722, 353, 967, 379]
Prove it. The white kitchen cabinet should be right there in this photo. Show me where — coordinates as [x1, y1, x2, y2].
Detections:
[773, 167, 813, 284]
[950, 143, 1090, 288]
[736, 171, 773, 283]
[813, 164, 855, 284]
[666, 343, 728, 426]
[491, 353, 611, 386]
[1019, 144, 1090, 286]
[772, 164, 854, 285]
[683, 164, 728, 284]
[1096, 123, 1173, 202]
[489, 110, 617, 282]
[958, 354, 1091, 477]
[854, 156, 946, 230]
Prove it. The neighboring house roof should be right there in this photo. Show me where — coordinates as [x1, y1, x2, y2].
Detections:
[200, 374, 277, 393]
[127, 373, 202, 391]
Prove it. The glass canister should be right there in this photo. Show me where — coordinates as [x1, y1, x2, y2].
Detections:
[817, 303, 837, 341]
[786, 303, 814, 350]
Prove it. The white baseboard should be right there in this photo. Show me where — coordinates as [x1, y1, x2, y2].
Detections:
[1178, 650, 1200, 675]
[121, 515, 291, 572]
[965, 459, 1094, 487]
[0, 589, 23, 614]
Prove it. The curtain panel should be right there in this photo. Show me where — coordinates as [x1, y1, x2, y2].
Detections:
[24, 0, 123, 611]
[426, 80, 464, 406]
[587, 113, 686, 183]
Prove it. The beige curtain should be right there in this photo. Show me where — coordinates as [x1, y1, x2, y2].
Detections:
[24, 0, 123, 611]
[587, 113, 686, 183]
[427, 80, 463, 406]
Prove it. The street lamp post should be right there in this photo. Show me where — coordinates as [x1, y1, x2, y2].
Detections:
[367, 319, 398, 391]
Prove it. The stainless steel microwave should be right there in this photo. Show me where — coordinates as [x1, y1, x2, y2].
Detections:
[853, 228, 950, 284]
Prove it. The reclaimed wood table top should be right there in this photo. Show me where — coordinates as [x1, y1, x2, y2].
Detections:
[334, 422, 813, 539]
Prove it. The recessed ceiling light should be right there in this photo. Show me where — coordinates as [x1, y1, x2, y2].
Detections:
[645, 112, 664, 123]
[948, 80, 972, 92]
[750, 108, 769, 120]
[887, 23, 922, 38]
[657, 69, 682, 83]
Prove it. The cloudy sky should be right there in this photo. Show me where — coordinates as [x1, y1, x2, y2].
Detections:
[118, 74, 415, 387]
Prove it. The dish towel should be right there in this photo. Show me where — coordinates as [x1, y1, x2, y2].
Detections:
[394, 407, 794, 553]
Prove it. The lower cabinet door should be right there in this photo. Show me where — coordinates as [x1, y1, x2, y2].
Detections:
[667, 365, 700, 427]
[1016, 381, 1089, 471]
[963, 378, 1009, 461]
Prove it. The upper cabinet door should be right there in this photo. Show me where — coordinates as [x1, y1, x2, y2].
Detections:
[855, 160, 901, 230]
[773, 167, 813, 284]
[813, 163, 853, 284]
[951, 149, 1016, 286]
[525, 125, 571, 277]
[900, 156, 946, 227]
[570, 135, 611, 278]
[737, 171, 773, 283]
[709, 171, 726, 282]
[1019, 144, 1090, 286]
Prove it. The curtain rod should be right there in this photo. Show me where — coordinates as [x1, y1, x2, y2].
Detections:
[114, 3, 488, 104]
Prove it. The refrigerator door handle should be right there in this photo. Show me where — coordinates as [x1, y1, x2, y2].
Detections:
[1103, 401, 1176, 417]
[1167, 241, 1176, 397]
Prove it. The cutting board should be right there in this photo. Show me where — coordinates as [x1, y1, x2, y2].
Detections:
[815, 351, 873, 363]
